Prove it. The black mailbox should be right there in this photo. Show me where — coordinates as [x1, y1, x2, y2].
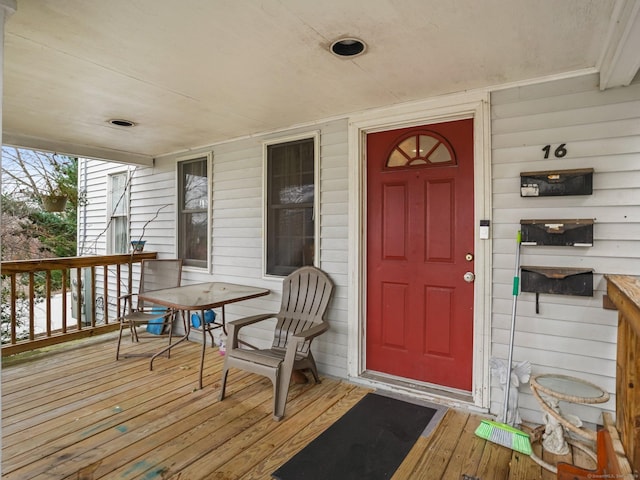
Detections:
[521, 266, 594, 297]
[520, 219, 594, 247]
[520, 168, 594, 197]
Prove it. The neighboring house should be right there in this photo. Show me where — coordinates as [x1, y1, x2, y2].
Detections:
[79, 72, 640, 426]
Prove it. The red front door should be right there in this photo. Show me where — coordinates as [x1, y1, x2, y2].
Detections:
[366, 119, 475, 391]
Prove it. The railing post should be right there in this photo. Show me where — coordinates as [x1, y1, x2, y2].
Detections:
[102, 264, 109, 324]
[128, 258, 134, 306]
[10, 274, 16, 344]
[90, 266, 96, 327]
[61, 269, 68, 333]
[75, 268, 82, 331]
[28, 272, 34, 341]
[116, 263, 122, 321]
[45, 271, 52, 336]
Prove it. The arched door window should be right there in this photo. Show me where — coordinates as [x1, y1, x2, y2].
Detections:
[386, 131, 456, 168]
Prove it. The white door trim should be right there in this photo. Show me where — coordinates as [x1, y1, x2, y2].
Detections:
[347, 91, 492, 409]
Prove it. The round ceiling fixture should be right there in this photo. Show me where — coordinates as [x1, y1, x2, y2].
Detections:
[330, 37, 367, 58]
[108, 119, 136, 127]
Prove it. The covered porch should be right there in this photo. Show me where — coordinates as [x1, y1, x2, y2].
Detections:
[1, 334, 602, 480]
[3, 1, 640, 478]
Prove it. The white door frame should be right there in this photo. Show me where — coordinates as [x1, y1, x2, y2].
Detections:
[346, 91, 492, 409]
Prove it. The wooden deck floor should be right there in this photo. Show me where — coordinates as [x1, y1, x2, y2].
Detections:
[1, 335, 596, 479]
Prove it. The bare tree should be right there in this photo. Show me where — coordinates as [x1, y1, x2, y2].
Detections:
[2, 147, 73, 200]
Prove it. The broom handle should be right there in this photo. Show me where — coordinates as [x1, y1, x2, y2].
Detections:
[502, 231, 521, 424]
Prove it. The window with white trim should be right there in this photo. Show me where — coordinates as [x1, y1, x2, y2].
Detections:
[178, 156, 209, 268]
[265, 137, 316, 276]
[107, 172, 129, 254]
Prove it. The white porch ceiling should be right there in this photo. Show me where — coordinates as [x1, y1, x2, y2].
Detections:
[4, 0, 639, 164]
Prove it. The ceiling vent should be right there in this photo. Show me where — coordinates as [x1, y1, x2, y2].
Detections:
[108, 119, 136, 127]
[330, 37, 367, 58]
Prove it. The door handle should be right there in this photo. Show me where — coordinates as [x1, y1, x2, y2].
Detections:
[463, 272, 475, 283]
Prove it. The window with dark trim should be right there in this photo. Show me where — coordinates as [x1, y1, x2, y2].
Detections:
[266, 138, 315, 276]
[178, 157, 209, 268]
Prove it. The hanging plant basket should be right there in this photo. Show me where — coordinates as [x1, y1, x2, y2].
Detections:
[41, 194, 68, 212]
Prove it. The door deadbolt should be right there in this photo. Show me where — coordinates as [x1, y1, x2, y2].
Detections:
[465, 253, 474, 262]
[463, 272, 475, 283]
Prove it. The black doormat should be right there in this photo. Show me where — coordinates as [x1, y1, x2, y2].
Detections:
[272, 393, 439, 480]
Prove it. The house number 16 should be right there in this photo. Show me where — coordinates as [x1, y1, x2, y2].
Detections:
[542, 144, 567, 159]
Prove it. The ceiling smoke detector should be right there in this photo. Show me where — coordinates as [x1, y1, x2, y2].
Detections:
[330, 37, 367, 58]
[108, 119, 136, 127]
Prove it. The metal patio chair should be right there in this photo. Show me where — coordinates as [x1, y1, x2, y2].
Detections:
[115, 258, 183, 360]
[219, 266, 334, 420]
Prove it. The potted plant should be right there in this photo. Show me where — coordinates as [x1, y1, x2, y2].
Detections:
[39, 160, 72, 212]
[130, 240, 146, 252]
[41, 187, 68, 212]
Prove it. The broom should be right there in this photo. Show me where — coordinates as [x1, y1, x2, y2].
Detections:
[475, 231, 532, 455]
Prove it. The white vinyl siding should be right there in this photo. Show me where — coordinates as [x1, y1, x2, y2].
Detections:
[210, 120, 349, 377]
[80, 160, 178, 259]
[79, 160, 178, 324]
[490, 73, 640, 425]
[78, 159, 120, 256]
[79, 123, 350, 377]
[129, 165, 177, 259]
[77, 160, 132, 324]
[129, 119, 350, 378]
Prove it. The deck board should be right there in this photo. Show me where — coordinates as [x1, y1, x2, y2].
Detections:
[441, 414, 485, 479]
[413, 409, 471, 478]
[2, 335, 597, 479]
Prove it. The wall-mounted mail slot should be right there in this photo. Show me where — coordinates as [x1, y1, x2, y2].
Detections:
[521, 266, 594, 297]
[520, 219, 594, 247]
[520, 168, 594, 197]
